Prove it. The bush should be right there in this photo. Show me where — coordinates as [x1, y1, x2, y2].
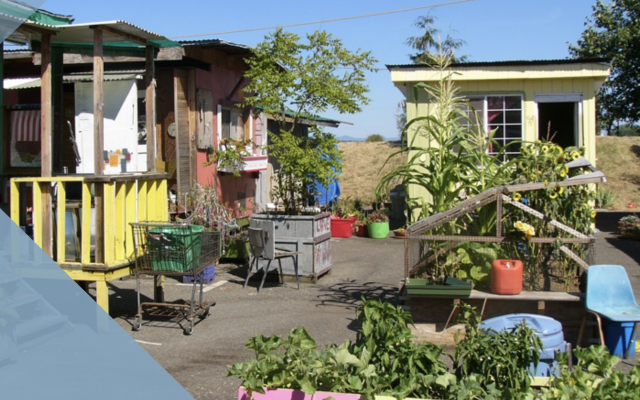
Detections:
[595, 186, 617, 209]
[365, 134, 384, 142]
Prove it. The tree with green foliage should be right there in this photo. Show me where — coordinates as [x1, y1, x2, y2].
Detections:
[365, 134, 384, 143]
[242, 28, 377, 212]
[406, 15, 467, 65]
[569, 0, 640, 135]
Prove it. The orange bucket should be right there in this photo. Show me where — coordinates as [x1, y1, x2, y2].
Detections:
[491, 259, 523, 295]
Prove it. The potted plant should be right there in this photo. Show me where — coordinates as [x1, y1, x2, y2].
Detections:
[393, 226, 408, 238]
[367, 209, 389, 239]
[353, 211, 368, 237]
[330, 198, 358, 238]
[618, 215, 640, 239]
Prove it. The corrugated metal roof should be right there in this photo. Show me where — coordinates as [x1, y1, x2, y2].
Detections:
[179, 38, 252, 56]
[4, 73, 142, 90]
[386, 58, 611, 70]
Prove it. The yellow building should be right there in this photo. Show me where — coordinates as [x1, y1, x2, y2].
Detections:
[388, 59, 611, 216]
[389, 58, 611, 165]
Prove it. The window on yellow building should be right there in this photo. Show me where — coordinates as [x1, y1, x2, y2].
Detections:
[460, 95, 523, 161]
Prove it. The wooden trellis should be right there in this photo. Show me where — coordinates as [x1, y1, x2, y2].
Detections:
[405, 159, 604, 291]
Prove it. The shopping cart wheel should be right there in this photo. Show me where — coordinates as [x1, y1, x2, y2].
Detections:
[183, 320, 194, 336]
[199, 306, 210, 320]
[132, 315, 142, 331]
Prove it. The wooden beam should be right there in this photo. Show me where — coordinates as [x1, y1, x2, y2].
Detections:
[40, 33, 53, 257]
[226, 77, 247, 101]
[94, 28, 105, 264]
[90, 25, 153, 47]
[146, 45, 156, 172]
[16, 23, 58, 37]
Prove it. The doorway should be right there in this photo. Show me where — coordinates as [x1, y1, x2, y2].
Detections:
[538, 102, 577, 148]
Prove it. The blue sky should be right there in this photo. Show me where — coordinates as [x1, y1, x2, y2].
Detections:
[32, 0, 597, 139]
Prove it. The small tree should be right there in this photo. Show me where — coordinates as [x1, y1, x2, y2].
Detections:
[365, 134, 384, 143]
[406, 15, 467, 65]
[243, 28, 377, 212]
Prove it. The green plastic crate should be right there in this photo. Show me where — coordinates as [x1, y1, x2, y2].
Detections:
[148, 225, 204, 273]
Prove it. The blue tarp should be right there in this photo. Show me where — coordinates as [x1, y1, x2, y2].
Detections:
[313, 145, 341, 205]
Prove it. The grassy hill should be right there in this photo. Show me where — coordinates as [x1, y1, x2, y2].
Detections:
[337, 142, 404, 204]
[337, 137, 639, 210]
[596, 136, 640, 210]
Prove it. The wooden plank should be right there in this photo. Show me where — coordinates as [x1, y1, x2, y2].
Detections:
[409, 289, 583, 302]
[125, 181, 136, 258]
[33, 183, 42, 249]
[504, 171, 605, 193]
[115, 182, 125, 261]
[41, 33, 53, 258]
[408, 189, 498, 233]
[12, 176, 85, 183]
[189, 69, 197, 186]
[93, 28, 105, 175]
[93, 28, 105, 264]
[158, 179, 168, 222]
[137, 180, 148, 222]
[103, 182, 115, 266]
[502, 194, 590, 239]
[146, 45, 156, 172]
[196, 89, 214, 149]
[81, 182, 91, 264]
[560, 245, 590, 272]
[56, 181, 66, 263]
[147, 180, 158, 221]
[407, 235, 591, 244]
[10, 180, 19, 225]
[174, 70, 192, 196]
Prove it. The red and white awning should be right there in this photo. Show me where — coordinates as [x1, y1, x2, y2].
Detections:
[11, 110, 40, 142]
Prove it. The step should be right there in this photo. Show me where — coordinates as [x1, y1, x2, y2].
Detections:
[9, 293, 42, 308]
[14, 315, 69, 341]
[0, 274, 20, 286]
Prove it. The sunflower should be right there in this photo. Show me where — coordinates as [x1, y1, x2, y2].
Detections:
[559, 170, 567, 178]
[549, 191, 558, 199]
[571, 151, 581, 160]
[591, 210, 597, 218]
[513, 192, 522, 202]
[541, 145, 550, 154]
[556, 186, 565, 196]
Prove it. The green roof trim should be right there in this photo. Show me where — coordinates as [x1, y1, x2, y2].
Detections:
[28, 9, 74, 26]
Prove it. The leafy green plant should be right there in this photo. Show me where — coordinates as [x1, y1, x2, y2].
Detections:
[540, 345, 640, 400]
[445, 243, 499, 288]
[376, 51, 511, 227]
[595, 186, 617, 209]
[453, 303, 542, 398]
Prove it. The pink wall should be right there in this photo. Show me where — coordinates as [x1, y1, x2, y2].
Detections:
[194, 65, 258, 217]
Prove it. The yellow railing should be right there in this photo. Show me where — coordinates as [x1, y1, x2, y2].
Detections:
[10, 173, 169, 268]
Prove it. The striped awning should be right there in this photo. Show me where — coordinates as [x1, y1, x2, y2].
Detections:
[11, 110, 40, 142]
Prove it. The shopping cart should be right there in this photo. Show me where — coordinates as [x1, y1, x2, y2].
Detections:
[130, 222, 221, 335]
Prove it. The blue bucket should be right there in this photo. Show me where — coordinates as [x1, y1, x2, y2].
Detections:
[602, 321, 636, 358]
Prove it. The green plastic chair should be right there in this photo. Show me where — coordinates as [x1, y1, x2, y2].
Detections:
[578, 265, 640, 358]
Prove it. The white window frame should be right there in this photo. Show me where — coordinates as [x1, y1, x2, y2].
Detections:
[534, 93, 583, 147]
[216, 104, 253, 154]
[461, 94, 524, 160]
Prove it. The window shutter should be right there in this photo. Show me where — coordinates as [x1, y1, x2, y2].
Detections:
[196, 89, 214, 149]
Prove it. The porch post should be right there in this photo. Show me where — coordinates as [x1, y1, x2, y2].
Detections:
[93, 28, 105, 263]
[40, 33, 53, 257]
[145, 45, 156, 172]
